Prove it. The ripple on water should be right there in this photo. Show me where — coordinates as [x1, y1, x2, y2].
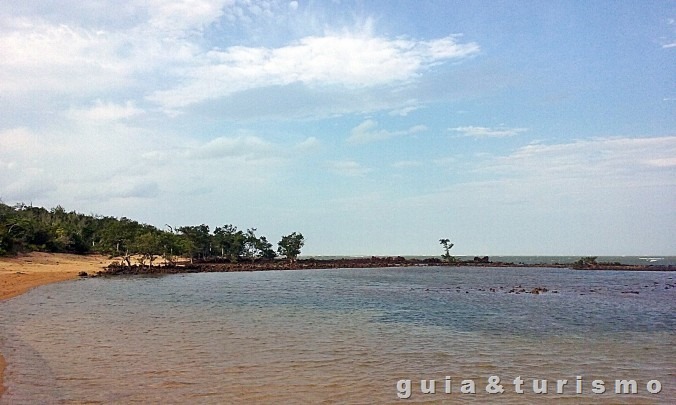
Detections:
[0, 267, 674, 403]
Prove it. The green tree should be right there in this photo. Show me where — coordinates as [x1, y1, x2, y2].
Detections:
[572, 256, 599, 269]
[98, 217, 140, 258]
[213, 224, 245, 262]
[258, 235, 276, 259]
[178, 224, 211, 261]
[439, 238, 455, 263]
[159, 228, 182, 266]
[243, 228, 261, 263]
[242, 228, 276, 262]
[133, 231, 162, 267]
[0, 202, 299, 267]
[0, 218, 25, 254]
[177, 236, 197, 264]
[277, 232, 304, 262]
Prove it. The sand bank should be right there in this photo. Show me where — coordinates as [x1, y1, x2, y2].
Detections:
[0, 252, 112, 398]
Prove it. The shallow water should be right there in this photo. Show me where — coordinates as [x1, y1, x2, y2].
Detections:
[1, 266, 674, 404]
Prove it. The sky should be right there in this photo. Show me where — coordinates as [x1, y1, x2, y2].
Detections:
[0, 0, 674, 256]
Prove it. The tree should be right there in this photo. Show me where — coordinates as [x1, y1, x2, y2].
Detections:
[159, 228, 181, 266]
[177, 236, 197, 264]
[258, 235, 276, 259]
[278, 232, 304, 262]
[97, 216, 140, 259]
[213, 224, 245, 262]
[178, 224, 211, 261]
[439, 238, 455, 263]
[243, 228, 262, 263]
[0, 201, 297, 266]
[242, 228, 277, 263]
[572, 256, 598, 269]
[133, 232, 162, 267]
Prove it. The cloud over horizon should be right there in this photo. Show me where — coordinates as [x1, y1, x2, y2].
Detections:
[347, 120, 427, 144]
[450, 126, 528, 138]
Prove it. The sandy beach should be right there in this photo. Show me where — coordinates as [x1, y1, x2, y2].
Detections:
[0, 252, 112, 398]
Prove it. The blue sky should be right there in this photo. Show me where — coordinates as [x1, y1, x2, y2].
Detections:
[1, 0, 674, 256]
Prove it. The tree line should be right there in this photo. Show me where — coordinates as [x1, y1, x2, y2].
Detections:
[0, 202, 304, 265]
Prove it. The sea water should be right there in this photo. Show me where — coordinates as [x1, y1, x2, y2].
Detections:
[0, 266, 674, 404]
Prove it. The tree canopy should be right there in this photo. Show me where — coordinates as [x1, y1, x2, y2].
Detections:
[0, 202, 297, 266]
[278, 232, 305, 261]
[439, 238, 456, 263]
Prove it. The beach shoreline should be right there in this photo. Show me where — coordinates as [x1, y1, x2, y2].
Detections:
[1, 253, 672, 399]
[0, 252, 112, 398]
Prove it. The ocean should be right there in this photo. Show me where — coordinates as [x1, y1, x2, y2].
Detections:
[310, 255, 676, 266]
[1, 266, 674, 403]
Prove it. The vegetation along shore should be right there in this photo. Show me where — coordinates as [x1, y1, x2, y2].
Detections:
[2, 202, 672, 274]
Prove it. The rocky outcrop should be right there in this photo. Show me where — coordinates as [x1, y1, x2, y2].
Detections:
[100, 257, 674, 276]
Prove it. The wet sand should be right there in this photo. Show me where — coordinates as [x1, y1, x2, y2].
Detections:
[0, 252, 112, 398]
[0, 353, 4, 398]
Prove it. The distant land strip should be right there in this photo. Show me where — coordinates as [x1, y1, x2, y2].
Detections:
[97, 256, 674, 276]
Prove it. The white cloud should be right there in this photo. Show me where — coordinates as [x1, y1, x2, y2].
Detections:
[388, 102, 422, 116]
[451, 126, 528, 138]
[295, 136, 320, 151]
[391, 160, 423, 169]
[645, 157, 676, 167]
[147, 33, 479, 109]
[67, 100, 144, 121]
[659, 16, 676, 48]
[189, 81, 436, 121]
[0, 2, 480, 121]
[393, 136, 676, 255]
[347, 119, 427, 144]
[480, 136, 676, 190]
[432, 156, 458, 168]
[140, 134, 281, 163]
[329, 160, 371, 177]
[0, 19, 130, 96]
[107, 181, 161, 200]
[0, 127, 44, 154]
[0, 16, 199, 101]
[422, 136, 676, 210]
[188, 135, 277, 160]
[1, 168, 57, 202]
[147, 0, 234, 31]
[0, 123, 296, 212]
